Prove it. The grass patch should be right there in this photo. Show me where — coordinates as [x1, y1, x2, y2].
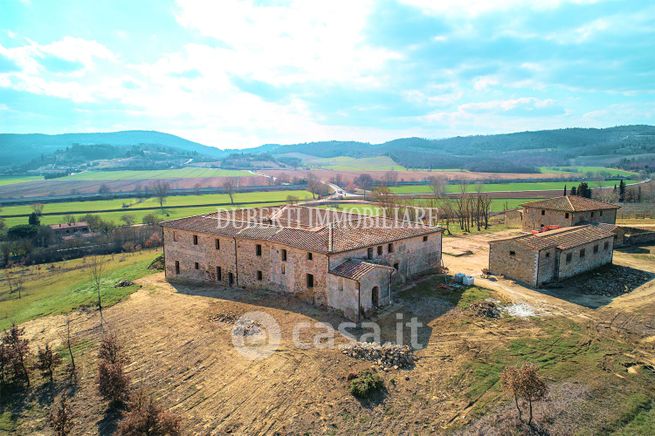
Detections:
[539, 166, 639, 177]
[389, 179, 639, 194]
[0, 176, 43, 187]
[350, 370, 385, 398]
[0, 250, 159, 330]
[309, 156, 407, 171]
[61, 168, 250, 180]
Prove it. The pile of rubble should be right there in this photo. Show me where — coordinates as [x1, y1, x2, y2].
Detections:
[553, 265, 652, 297]
[208, 312, 241, 324]
[232, 318, 262, 337]
[341, 342, 415, 370]
[468, 301, 501, 318]
[115, 280, 134, 288]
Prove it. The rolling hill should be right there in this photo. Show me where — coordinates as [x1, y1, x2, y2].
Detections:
[2, 125, 654, 172]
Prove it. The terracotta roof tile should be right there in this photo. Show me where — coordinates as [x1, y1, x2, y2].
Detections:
[161, 206, 442, 253]
[490, 225, 615, 251]
[521, 196, 620, 212]
[329, 260, 395, 281]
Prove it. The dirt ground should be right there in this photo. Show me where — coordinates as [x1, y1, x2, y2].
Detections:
[7, 234, 655, 434]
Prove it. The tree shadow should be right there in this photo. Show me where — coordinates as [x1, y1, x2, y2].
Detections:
[97, 402, 125, 435]
[538, 264, 654, 309]
[0, 383, 31, 432]
[355, 386, 388, 409]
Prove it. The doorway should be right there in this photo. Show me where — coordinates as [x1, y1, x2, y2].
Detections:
[372, 286, 380, 307]
[228, 272, 235, 286]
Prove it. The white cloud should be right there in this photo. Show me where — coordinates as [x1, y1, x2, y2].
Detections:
[174, 0, 401, 87]
[400, 0, 602, 18]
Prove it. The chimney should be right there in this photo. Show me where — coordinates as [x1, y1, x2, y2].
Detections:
[328, 224, 333, 252]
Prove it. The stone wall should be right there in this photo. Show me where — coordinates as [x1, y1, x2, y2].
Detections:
[329, 232, 442, 283]
[326, 269, 391, 321]
[536, 247, 557, 286]
[488, 239, 540, 286]
[522, 207, 616, 231]
[571, 209, 616, 225]
[504, 209, 523, 228]
[522, 208, 573, 231]
[556, 236, 613, 280]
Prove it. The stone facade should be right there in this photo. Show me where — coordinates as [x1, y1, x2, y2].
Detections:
[522, 207, 617, 231]
[488, 225, 615, 287]
[162, 207, 443, 320]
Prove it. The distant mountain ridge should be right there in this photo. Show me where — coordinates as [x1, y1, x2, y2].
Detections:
[0, 130, 224, 165]
[2, 125, 654, 171]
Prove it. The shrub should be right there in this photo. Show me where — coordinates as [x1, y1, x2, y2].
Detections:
[349, 370, 384, 399]
[49, 394, 74, 436]
[97, 360, 130, 404]
[34, 343, 62, 383]
[117, 391, 182, 436]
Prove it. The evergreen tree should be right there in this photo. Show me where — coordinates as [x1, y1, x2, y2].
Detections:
[571, 186, 577, 195]
[619, 179, 626, 202]
[28, 212, 40, 226]
[563, 185, 567, 196]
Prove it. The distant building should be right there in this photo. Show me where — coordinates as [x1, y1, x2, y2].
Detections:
[161, 206, 443, 320]
[49, 222, 92, 238]
[488, 224, 615, 287]
[519, 196, 620, 231]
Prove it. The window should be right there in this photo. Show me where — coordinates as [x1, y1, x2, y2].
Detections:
[307, 252, 313, 261]
[509, 250, 516, 256]
[306, 273, 314, 288]
[604, 241, 609, 250]
[281, 249, 287, 261]
[566, 253, 572, 263]
[281, 264, 285, 275]
[193, 235, 198, 245]
[173, 231, 177, 242]
[600, 210, 603, 216]
[256, 244, 262, 256]
[215, 239, 220, 250]
[367, 247, 373, 259]
[338, 277, 344, 292]
[565, 213, 569, 219]
[175, 261, 180, 274]
[228, 272, 234, 286]
[591, 211, 595, 217]
[541, 210, 545, 216]
[216, 266, 222, 281]
[545, 252, 550, 258]
[593, 244, 599, 254]
[257, 270, 263, 281]
[194, 262, 199, 270]
[579, 248, 585, 258]
[377, 246, 383, 255]
[388, 243, 394, 253]
[393, 262, 399, 271]
[423, 236, 428, 242]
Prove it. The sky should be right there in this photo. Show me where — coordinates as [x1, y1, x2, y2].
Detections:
[0, 0, 654, 149]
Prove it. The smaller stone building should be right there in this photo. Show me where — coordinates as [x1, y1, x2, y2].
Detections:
[488, 224, 615, 287]
[49, 222, 92, 239]
[519, 196, 619, 231]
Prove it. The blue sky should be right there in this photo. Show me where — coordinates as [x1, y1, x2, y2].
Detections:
[0, 0, 654, 148]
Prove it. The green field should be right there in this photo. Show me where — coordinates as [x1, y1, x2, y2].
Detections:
[0, 190, 313, 227]
[310, 156, 408, 171]
[540, 166, 639, 177]
[0, 250, 159, 330]
[60, 168, 250, 180]
[0, 176, 44, 186]
[389, 179, 638, 194]
[325, 198, 535, 216]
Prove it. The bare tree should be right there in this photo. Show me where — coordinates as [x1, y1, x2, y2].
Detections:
[65, 317, 75, 373]
[383, 170, 398, 186]
[90, 256, 105, 329]
[223, 178, 237, 205]
[428, 176, 447, 198]
[152, 181, 170, 211]
[4, 267, 25, 299]
[31, 203, 45, 216]
[501, 363, 548, 426]
[372, 185, 396, 217]
[120, 215, 135, 227]
[3, 324, 30, 386]
[307, 172, 322, 199]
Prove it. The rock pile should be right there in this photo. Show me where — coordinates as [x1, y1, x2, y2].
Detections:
[232, 318, 262, 337]
[115, 280, 134, 288]
[341, 342, 415, 370]
[468, 301, 501, 318]
[208, 312, 240, 324]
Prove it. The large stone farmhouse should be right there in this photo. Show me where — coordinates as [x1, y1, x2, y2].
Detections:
[488, 224, 615, 287]
[518, 196, 620, 231]
[161, 206, 443, 320]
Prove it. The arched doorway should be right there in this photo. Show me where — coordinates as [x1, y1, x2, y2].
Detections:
[371, 286, 380, 307]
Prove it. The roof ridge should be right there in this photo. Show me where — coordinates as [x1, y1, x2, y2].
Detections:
[566, 195, 574, 210]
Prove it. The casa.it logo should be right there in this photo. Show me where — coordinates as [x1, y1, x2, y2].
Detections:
[231, 311, 281, 360]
